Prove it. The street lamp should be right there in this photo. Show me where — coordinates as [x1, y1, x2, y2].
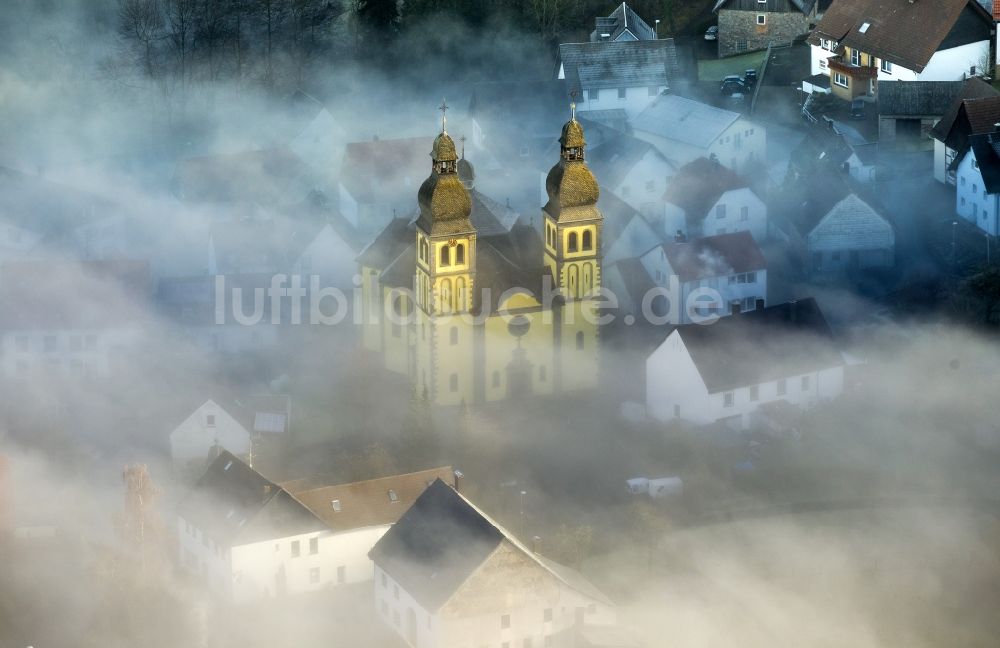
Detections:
[952, 221, 958, 266]
[655, 19, 660, 39]
[986, 233, 992, 265]
[519, 490, 527, 539]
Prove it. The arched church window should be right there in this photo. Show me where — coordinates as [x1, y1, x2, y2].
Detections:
[582, 262, 593, 294]
[456, 243, 465, 264]
[440, 246, 450, 266]
[576, 331, 585, 350]
[582, 230, 593, 251]
[567, 265, 579, 298]
[439, 278, 452, 312]
[568, 231, 578, 253]
[455, 277, 466, 310]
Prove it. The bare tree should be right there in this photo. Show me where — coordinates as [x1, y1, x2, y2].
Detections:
[117, 0, 165, 78]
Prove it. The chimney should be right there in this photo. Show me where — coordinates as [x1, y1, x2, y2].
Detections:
[453, 469, 464, 493]
[674, 229, 687, 243]
[532, 535, 542, 554]
[755, 297, 765, 311]
[730, 300, 741, 317]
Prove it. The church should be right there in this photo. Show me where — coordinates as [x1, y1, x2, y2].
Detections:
[358, 105, 605, 406]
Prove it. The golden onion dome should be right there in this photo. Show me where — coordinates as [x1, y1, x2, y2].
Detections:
[416, 168, 473, 235]
[544, 159, 600, 215]
[560, 119, 586, 149]
[431, 131, 458, 163]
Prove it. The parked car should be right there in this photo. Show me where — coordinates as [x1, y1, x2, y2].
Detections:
[720, 75, 746, 95]
[743, 69, 758, 88]
[704, 26, 719, 41]
[850, 98, 866, 120]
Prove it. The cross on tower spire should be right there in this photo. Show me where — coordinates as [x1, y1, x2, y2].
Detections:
[439, 98, 449, 133]
[460, 134, 466, 158]
[569, 90, 579, 121]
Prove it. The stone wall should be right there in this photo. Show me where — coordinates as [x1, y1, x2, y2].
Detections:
[718, 10, 810, 58]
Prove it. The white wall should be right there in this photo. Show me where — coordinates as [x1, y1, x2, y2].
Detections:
[292, 224, 359, 288]
[647, 330, 846, 428]
[810, 43, 837, 76]
[169, 399, 251, 469]
[0, 326, 142, 380]
[556, 61, 665, 120]
[703, 188, 768, 241]
[613, 149, 675, 219]
[955, 148, 1000, 236]
[375, 563, 439, 648]
[918, 41, 990, 81]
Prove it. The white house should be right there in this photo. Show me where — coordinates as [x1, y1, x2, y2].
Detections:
[178, 452, 454, 604]
[590, 3, 658, 42]
[646, 298, 846, 429]
[929, 85, 1000, 185]
[587, 134, 675, 220]
[637, 231, 768, 325]
[370, 479, 622, 648]
[807, 0, 992, 100]
[557, 39, 678, 120]
[955, 132, 1000, 235]
[806, 193, 895, 273]
[169, 399, 253, 475]
[0, 260, 149, 380]
[632, 95, 766, 176]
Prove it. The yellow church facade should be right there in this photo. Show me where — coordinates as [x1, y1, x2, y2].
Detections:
[357, 110, 604, 406]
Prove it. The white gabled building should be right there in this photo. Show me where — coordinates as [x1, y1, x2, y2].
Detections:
[646, 298, 846, 429]
[806, 193, 895, 274]
[955, 131, 1000, 235]
[178, 452, 455, 605]
[370, 479, 625, 648]
[632, 95, 766, 176]
[169, 399, 253, 475]
[638, 230, 768, 325]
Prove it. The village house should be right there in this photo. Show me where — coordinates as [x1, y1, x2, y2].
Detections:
[557, 39, 679, 120]
[591, 2, 658, 42]
[659, 157, 768, 242]
[339, 136, 435, 241]
[954, 131, 1000, 235]
[929, 79, 1000, 184]
[0, 260, 149, 381]
[172, 148, 318, 208]
[600, 191, 663, 265]
[805, 192, 895, 274]
[587, 133, 676, 220]
[714, 0, 824, 58]
[632, 95, 766, 175]
[178, 451, 454, 604]
[369, 479, 621, 648]
[634, 231, 768, 324]
[808, 0, 993, 101]
[646, 298, 846, 429]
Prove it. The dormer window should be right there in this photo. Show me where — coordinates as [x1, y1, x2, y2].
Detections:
[388, 489, 399, 503]
[331, 499, 342, 512]
[207, 414, 216, 427]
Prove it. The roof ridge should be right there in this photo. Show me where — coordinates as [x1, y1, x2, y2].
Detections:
[286, 465, 453, 496]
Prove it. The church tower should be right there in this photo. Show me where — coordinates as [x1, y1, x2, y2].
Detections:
[415, 102, 477, 315]
[542, 106, 603, 300]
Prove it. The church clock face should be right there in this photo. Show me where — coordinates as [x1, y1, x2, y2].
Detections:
[448, 239, 458, 247]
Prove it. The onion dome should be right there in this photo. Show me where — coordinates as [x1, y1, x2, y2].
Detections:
[416, 130, 474, 236]
[543, 118, 600, 221]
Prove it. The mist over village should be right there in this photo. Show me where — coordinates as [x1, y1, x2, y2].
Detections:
[3, 1, 1000, 647]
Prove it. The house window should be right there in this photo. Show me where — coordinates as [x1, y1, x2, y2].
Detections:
[833, 73, 848, 88]
[206, 414, 216, 427]
[716, 204, 726, 219]
[749, 385, 759, 401]
[756, 14, 765, 25]
[736, 40, 748, 52]
[337, 566, 346, 583]
[519, 145, 530, 157]
[309, 567, 320, 584]
[449, 373, 458, 392]
[801, 375, 810, 391]
[450, 326, 458, 345]
[309, 537, 319, 554]
[724, 392, 734, 408]
[501, 614, 511, 629]
[332, 499, 342, 512]
[850, 49, 860, 66]
[740, 206, 749, 221]
[617, 88, 626, 99]
[588, 88, 599, 102]
[777, 379, 787, 396]
[880, 59, 892, 74]
[291, 540, 301, 557]
[973, 184, 978, 194]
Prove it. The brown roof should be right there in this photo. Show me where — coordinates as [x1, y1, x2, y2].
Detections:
[281, 467, 455, 532]
[809, 0, 990, 72]
[658, 231, 766, 283]
[340, 137, 434, 205]
[929, 77, 1000, 143]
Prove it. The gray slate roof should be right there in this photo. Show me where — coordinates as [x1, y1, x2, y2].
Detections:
[592, 3, 657, 42]
[878, 80, 965, 118]
[633, 95, 741, 149]
[587, 135, 662, 189]
[558, 40, 677, 93]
